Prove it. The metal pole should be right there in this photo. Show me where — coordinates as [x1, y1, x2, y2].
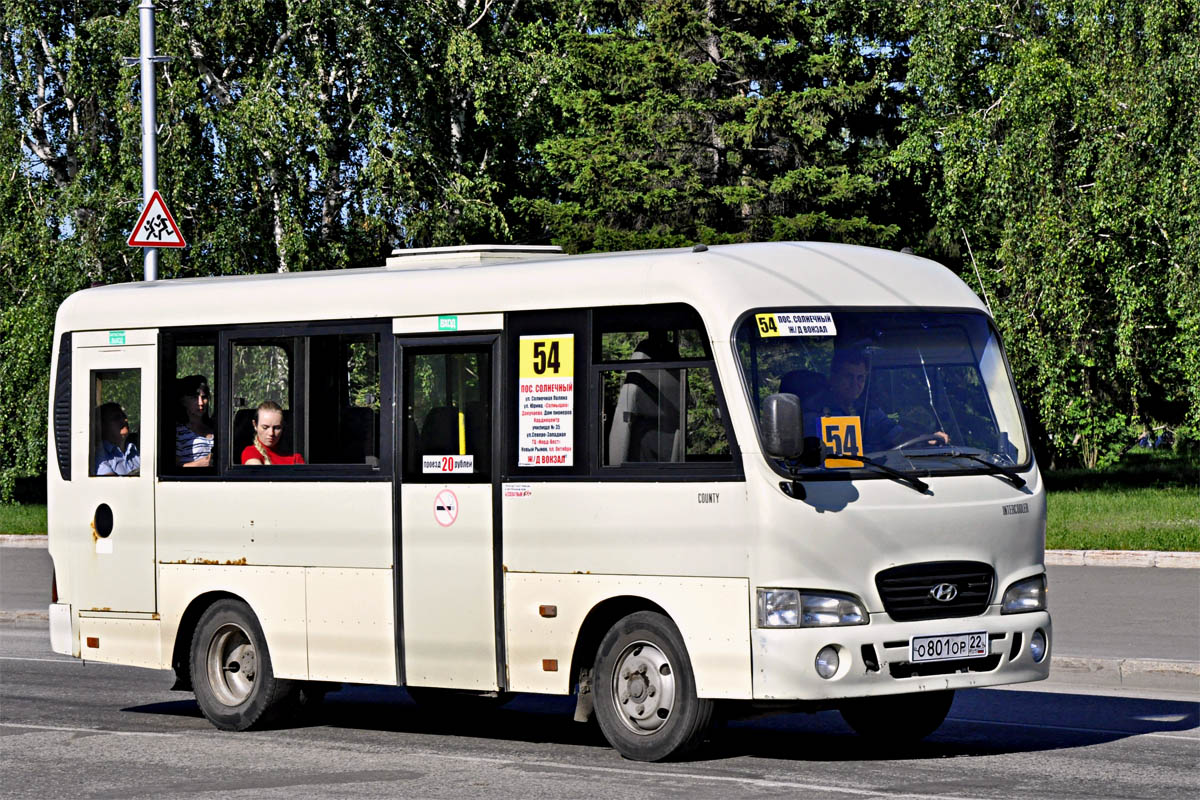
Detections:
[140, 0, 158, 281]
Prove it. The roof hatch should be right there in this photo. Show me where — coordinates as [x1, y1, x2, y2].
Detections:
[384, 244, 563, 270]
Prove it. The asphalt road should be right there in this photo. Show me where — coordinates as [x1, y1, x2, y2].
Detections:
[2, 547, 1198, 799]
[2, 621, 1198, 800]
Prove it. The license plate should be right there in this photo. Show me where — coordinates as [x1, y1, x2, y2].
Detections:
[910, 631, 989, 663]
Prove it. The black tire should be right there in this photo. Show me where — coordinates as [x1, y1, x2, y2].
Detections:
[592, 611, 713, 762]
[190, 599, 297, 731]
[839, 689, 955, 742]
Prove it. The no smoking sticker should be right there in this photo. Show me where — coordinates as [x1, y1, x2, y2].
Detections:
[434, 489, 459, 527]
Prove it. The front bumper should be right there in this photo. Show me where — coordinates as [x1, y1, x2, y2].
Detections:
[752, 607, 1051, 700]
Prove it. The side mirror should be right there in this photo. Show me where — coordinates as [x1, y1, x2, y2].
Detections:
[762, 393, 803, 459]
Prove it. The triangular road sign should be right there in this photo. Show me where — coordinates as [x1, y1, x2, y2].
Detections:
[127, 190, 186, 248]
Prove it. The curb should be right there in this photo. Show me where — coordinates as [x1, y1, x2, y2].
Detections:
[3, 536, 1198, 567]
[0, 535, 48, 548]
[1049, 655, 1200, 693]
[1045, 549, 1200, 568]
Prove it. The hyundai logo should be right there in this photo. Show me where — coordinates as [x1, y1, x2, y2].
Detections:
[929, 583, 959, 602]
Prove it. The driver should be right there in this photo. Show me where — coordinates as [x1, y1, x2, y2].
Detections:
[804, 349, 949, 452]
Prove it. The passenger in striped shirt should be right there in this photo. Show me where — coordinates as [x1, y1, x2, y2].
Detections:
[176, 375, 214, 467]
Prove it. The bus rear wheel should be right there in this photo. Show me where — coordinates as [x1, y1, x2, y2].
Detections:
[592, 611, 713, 762]
[839, 689, 955, 742]
[190, 599, 297, 731]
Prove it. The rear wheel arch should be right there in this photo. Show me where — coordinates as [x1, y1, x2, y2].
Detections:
[169, 590, 243, 691]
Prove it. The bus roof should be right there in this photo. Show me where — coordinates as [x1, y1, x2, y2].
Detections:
[55, 242, 987, 334]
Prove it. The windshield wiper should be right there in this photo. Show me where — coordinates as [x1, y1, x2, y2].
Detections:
[777, 452, 929, 497]
[905, 450, 1026, 489]
[831, 454, 929, 494]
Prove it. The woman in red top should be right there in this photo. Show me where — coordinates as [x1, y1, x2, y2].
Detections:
[241, 401, 305, 465]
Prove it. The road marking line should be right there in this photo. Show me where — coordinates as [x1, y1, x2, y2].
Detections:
[0, 655, 79, 664]
[949, 716, 1198, 741]
[1, 723, 178, 738]
[407, 751, 993, 799]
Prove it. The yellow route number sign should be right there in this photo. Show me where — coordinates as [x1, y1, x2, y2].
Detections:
[821, 415, 863, 468]
[519, 335, 574, 379]
[755, 313, 782, 337]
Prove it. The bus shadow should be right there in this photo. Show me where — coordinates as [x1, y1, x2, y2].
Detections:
[123, 686, 1198, 762]
[707, 688, 1199, 762]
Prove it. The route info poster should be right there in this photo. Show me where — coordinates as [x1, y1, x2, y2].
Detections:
[518, 334, 574, 466]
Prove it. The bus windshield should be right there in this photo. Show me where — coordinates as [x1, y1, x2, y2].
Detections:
[735, 310, 1029, 475]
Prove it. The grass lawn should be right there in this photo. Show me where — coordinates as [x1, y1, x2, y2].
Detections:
[0, 503, 47, 535]
[1042, 450, 1198, 551]
[1046, 487, 1199, 551]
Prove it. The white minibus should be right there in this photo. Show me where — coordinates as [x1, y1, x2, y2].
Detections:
[47, 242, 1050, 761]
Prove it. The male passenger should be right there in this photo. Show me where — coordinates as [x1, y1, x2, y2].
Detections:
[804, 349, 949, 452]
[95, 402, 141, 476]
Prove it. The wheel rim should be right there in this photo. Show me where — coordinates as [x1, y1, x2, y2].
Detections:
[609, 639, 676, 735]
[206, 622, 258, 706]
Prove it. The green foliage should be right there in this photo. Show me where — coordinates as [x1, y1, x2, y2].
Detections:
[1043, 449, 1199, 491]
[897, 0, 1200, 467]
[524, 0, 918, 251]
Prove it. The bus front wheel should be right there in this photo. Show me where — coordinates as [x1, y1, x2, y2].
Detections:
[190, 599, 297, 731]
[593, 611, 713, 762]
[839, 689, 955, 742]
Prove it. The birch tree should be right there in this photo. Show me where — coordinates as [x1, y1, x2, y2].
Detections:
[898, 0, 1200, 466]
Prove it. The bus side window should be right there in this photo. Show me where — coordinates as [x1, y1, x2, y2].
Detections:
[159, 335, 219, 474]
[602, 365, 731, 465]
[91, 369, 142, 477]
[227, 332, 381, 468]
[595, 304, 732, 467]
[403, 348, 491, 480]
[307, 333, 381, 466]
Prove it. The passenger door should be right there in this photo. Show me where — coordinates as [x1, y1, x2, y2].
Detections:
[70, 331, 158, 613]
[398, 336, 500, 689]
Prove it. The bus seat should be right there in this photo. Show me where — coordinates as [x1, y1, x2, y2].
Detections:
[338, 406, 378, 463]
[404, 416, 421, 473]
[465, 400, 490, 464]
[420, 406, 461, 455]
[607, 336, 683, 465]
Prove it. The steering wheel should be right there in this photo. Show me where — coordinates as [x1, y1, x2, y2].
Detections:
[890, 433, 942, 450]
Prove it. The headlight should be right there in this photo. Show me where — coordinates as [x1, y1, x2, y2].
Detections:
[757, 589, 867, 628]
[1001, 574, 1047, 614]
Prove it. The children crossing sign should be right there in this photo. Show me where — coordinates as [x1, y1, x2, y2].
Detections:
[127, 190, 186, 248]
